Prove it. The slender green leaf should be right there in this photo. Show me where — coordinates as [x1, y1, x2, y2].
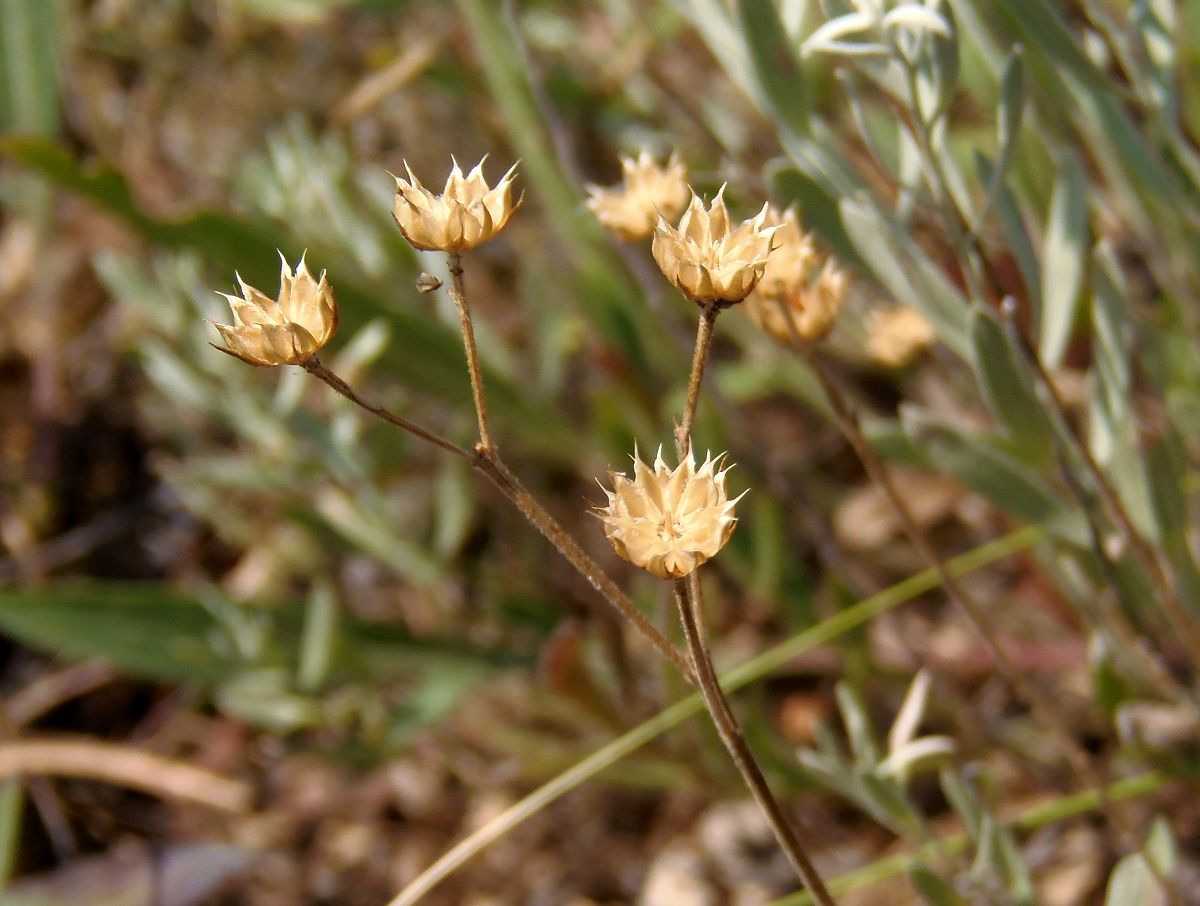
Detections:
[1039, 149, 1089, 368]
[0, 779, 22, 890]
[909, 865, 967, 906]
[973, 47, 1024, 230]
[840, 198, 969, 356]
[736, 0, 810, 135]
[975, 154, 1041, 317]
[901, 406, 1088, 545]
[968, 307, 1054, 464]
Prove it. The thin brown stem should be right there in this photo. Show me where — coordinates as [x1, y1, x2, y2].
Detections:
[301, 358, 695, 683]
[671, 303, 836, 903]
[793, 339, 1188, 906]
[303, 358, 473, 458]
[674, 580, 836, 906]
[447, 252, 494, 450]
[474, 452, 696, 681]
[676, 302, 719, 455]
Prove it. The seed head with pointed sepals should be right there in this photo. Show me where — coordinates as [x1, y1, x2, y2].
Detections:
[392, 157, 522, 253]
[597, 447, 743, 580]
[586, 151, 691, 242]
[210, 254, 337, 367]
[742, 207, 847, 343]
[651, 186, 777, 306]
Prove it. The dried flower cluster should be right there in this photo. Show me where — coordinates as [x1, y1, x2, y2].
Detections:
[742, 207, 847, 343]
[597, 447, 741, 580]
[651, 187, 777, 306]
[211, 255, 338, 367]
[586, 151, 690, 242]
[392, 157, 522, 253]
[866, 306, 936, 367]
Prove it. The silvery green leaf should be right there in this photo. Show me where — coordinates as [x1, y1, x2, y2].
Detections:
[803, 39, 893, 58]
[974, 48, 1025, 230]
[975, 154, 1042, 317]
[914, 1, 958, 122]
[836, 682, 880, 766]
[1105, 819, 1175, 906]
[881, 4, 951, 37]
[1039, 148, 1090, 369]
[801, 10, 878, 54]
[889, 668, 932, 755]
[968, 306, 1055, 465]
[900, 406, 1089, 545]
[297, 580, 337, 692]
[940, 768, 982, 839]
[878, 735, 957, 780]
[909, 865, 968, 905]
[840, 197, 970, 356]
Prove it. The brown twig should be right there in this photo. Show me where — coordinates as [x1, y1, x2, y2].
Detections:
[676, 301, 719, 454]
[301, 359, 696, 683]
[303, 358, 472, 458]
[473, 451, 696, 680]
[673, 579, 836, 905]
[0, 736, 251, 812]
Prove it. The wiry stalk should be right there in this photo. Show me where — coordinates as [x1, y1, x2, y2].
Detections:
[674, 579, 836, 906]
[672, 303, 837, 905]
[447, 251, 494, 451]
[676, 301, 718, 453]
[302, 357, 695, 683]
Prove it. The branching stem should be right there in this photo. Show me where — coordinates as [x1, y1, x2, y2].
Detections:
[302, 358, 696, 683]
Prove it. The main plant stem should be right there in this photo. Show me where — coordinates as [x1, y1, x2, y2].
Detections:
[673, 301, 836, 905]
[674, 579, 836, 906]
[302, 358, 695, 683]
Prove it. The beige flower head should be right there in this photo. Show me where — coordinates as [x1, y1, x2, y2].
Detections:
[393, 156, 522, 253]
[210, 254, 337, 367]
[586, 151, 690, 241]
[743, 206, 847, 343]
[597, 447, 743, 580]
[866, 306, 936, 367]
[651, 186, 777, 306]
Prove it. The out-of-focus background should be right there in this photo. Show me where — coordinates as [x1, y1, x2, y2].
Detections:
[3, 1, 1200, 903]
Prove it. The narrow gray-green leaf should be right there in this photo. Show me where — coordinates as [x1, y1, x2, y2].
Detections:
[968, 306, 1054, 464]
[737, 0, 809, 135]
[298, 580, 338, 692]
[1039, 149, 1089, 368]
[901, 406, 1088, 545]
[974, 48, 1024, 230]
[909, 865, 968, 906]
[840, 198, 969, 356]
